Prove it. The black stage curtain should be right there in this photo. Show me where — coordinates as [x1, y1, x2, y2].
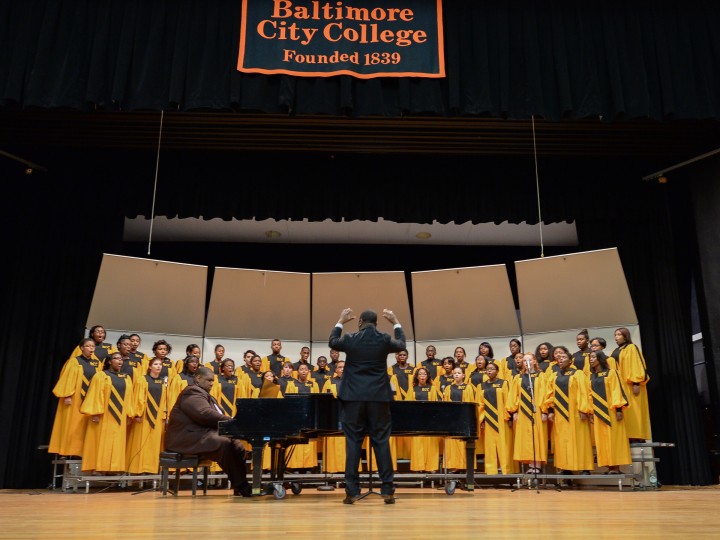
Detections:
[0, 148, 715, 487]
[2, 0, 720, 120]
[125, 150, 589, 224]
[0, 156, 126, 489]
[577, 178, 713, 485]
[1, 148, 658, 225]
[685, 158, 720, 480]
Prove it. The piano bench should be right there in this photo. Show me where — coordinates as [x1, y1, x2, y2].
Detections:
[159, 451, 212, 497]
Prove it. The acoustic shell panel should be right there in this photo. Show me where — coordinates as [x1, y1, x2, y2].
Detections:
[206, 267, 310, 341]
[87, 254, 206, 337]
[411, 265, 519, 341]
[311, 271, 413, 342]
[515, 248, 637, 335]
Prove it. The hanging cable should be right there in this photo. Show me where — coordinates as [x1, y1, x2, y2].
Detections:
[531, 115, 544, 258]
[148, 110, 164, 255]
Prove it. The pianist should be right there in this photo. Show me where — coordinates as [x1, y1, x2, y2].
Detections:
[165, 366, 252, 497]
[329, 308, 406, 505]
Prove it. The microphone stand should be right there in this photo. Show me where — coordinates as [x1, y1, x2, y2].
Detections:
[526, 365, 541, 493]
[512, 361, 540, 493]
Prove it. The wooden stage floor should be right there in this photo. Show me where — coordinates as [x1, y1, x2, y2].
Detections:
[1, 485, 718, 539]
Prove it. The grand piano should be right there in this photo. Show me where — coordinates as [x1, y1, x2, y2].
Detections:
[218, 393, 478, 497]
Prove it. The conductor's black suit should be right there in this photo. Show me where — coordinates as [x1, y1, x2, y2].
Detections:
[329, 311, 406, 501]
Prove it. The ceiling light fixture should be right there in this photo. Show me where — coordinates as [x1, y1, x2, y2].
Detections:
[265, 230, 282, 239]
[415, 232, 432, 240]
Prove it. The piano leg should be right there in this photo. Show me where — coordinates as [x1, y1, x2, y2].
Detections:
[464, 439, 475, 491]
[248, 441, 290, 497]
[250, 442, 264, 496]
[269, 442, 289, 484]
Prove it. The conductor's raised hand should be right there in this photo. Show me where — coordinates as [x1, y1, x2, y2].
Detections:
[382, 309, 400, 325]
[338, 308, 355, 325]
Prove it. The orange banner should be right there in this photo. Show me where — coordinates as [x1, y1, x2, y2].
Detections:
[238, 0, 445, 79]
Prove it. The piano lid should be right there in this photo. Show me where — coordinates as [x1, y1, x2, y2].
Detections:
[221, 394, 341, 440]
[390, 400, 478, 437]
[219, 395, 477, 440]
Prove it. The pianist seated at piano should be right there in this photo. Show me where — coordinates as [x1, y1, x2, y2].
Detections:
[164, 366, 252, 497]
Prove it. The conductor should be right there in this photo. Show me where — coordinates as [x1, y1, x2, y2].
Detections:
[329, 308, 406, 504]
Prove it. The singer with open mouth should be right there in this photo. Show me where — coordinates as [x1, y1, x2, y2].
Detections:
[507, 352, 553, 475]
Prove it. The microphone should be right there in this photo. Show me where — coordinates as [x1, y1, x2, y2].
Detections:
[524, 358, 531, 373]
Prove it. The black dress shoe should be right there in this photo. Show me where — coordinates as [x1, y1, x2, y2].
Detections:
[233, 483, 252, 497]
[343, 494, 361, 504]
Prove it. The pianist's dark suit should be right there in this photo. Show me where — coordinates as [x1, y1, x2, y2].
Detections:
[329, 321, 406, 498]
[165, 383, 249, 491]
